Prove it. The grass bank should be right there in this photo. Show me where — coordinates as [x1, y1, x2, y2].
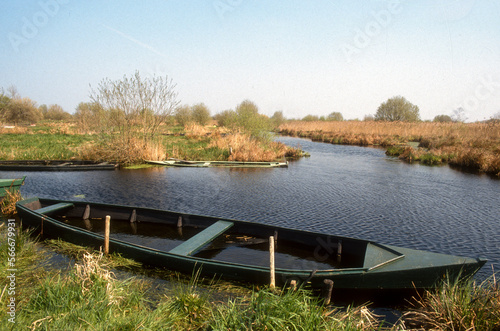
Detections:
[2, 222, 499, 330]
[0, 225, 394, 330]
[280, 121, 500, 177]
[0, 122, 303, 166]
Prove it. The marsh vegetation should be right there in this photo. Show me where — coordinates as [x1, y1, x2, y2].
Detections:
[280, 120, 500, 177]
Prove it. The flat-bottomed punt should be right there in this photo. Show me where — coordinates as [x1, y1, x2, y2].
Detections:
[146, 159, 288, 168]
[16, 197, 486, 298]
[0, 176, 26, 200]
[0, 160, 117, 171]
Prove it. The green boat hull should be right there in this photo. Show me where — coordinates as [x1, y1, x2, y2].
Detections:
[16, 197, 486, 295]
[0, 176, 26, 199]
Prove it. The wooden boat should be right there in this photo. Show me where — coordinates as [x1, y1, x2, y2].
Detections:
[0, 176, 26, 199]
[0, 160, 118, 171]
[16, 197, 486, 299]
[147, 159, 288, 168]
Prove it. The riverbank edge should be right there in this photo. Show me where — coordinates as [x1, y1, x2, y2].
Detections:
[279, 128, 500, 178]
[0, 128, 305, 168]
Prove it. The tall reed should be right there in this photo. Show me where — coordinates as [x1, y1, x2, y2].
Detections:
[404, 272, 500, 330]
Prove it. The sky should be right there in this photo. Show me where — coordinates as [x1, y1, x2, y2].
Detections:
[1, 0, 500, 122]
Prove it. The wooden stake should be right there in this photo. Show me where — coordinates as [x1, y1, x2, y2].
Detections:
[322, 279, 334, 305]
[129, 209, 137, 223]
[270, 236, 275, 288]
[83, 204, 90, 220]
[104, 215, 110, 255]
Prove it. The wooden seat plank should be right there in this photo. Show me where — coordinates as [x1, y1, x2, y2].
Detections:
[169, 220, 233, 256]
[35, 203, 74, 215]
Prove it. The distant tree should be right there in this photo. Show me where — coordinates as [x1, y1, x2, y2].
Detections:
[327, 112, 343, 121]
[75, 102, 106, 133]
[0, 92, 11, 123]
[235, 100, 272, 139]
[271, 110, 285, 128]
[375, 96, 420, 122]
[363, 114, 375, 121]
[3, 97, 42, 125]
[214, 109, 238, 128]
[493, 111, 500, 120]
[451, 107, 468, 123]
[302, 114, 319, 121]
[433, 114, 453, 123]
[44, 104, 72, 121]
[174, 105, 192, 126]
[191, 103, 211, 125]
[6, 86, 20, 100]
[39, 104, 48, 117]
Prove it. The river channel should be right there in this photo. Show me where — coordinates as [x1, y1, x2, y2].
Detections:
[3, 136, 499, 281]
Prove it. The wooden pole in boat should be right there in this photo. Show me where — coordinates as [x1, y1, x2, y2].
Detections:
[104, 215, 110, 255]
[269, 236, 275, 289]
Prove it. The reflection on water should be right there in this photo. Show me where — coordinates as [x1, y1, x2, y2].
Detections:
[3, 136, 499, 280]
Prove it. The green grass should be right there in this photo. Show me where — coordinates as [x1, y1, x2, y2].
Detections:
[161, 135, 229, 161]
[6, 226, 500, 330]
[0, 227, 396, 330]
[0, 133, 94, 160]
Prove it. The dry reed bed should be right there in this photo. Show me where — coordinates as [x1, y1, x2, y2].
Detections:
[280, 121, 500, 176]
[208, 132, 293, 162]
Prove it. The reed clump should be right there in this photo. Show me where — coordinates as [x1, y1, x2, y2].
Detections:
[280, 121, 500, 176]
[208, 132, 298, 162]
[403, 273, 500, 330]
[0, 189, 22, 217]
[78, 136, 166, 164]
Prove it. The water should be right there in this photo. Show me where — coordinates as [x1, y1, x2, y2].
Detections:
[3, 136, 499, 280]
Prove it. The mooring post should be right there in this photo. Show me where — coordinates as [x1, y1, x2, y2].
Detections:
[322, 279, 334, 305]
[83, 204, 90, 220]
[270, 235, 275, 289]
[104, 215, 110, 255]
[337, 240, 342, 263]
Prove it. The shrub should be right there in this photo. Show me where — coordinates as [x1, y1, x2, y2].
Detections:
[375, 96, 420, 122]
[191, 103, 211, 125]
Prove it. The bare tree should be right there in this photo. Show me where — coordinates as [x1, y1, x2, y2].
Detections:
[90, 71, 180, 140]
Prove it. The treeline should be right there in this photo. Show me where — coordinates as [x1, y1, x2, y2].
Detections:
[0, 86, 72, 125]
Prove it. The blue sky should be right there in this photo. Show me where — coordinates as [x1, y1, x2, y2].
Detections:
[1, 0, 499, 121]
